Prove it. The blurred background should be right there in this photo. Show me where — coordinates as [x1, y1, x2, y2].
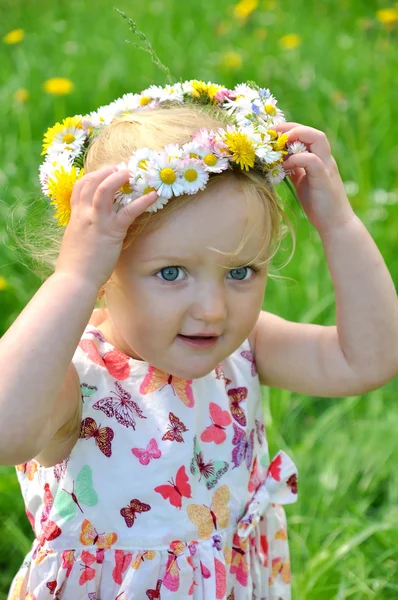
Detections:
[0, 0, 397, 597]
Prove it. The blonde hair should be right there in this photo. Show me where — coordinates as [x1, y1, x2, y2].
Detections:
[7, 103, 296, 300]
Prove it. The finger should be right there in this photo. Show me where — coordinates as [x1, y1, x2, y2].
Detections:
[282, 153, 328, 187]
[280, 125, 333, 166]
[274, 121, 301, 132]
[76, 165, 120, 209]
[91, 169, 133, 214]
[115, 191, 158, 230]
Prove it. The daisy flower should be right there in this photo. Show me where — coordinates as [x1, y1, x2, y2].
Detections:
[179, 158, 209, 195]
[41, 116, 86, 156]
[82, 104, 118, 129]
[232, 83, 259, 101]
[114, 162, 138, 206]
[164, 143, 184, 161]
[157, 83, 185, 103]
[147, 153, 185, 199]
[128, 148, 154, 174]
[183, 141, 229, 173]
[287, 140, 308, 154]
[39, 151, 74, 194]
[266, 164, 286, 185]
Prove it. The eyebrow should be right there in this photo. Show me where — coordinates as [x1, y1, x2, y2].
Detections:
[143, 255, 264, 266]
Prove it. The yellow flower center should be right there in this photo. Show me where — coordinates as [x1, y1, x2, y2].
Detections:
[140, 96, 151, 106]
[204, 154, 217, 167]
[189, 152, 199, 159]
[144, 186, 156, 195]
[62, 133, 76, 144]
[184, 169, 198, 182]
[265, 104, 277, 116]
[138, 159, 149, 170]
[120, 183, 133, 195]
[160, 168, 176, 184]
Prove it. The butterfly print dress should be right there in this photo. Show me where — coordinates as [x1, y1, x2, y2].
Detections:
[9, 323, 298, 600]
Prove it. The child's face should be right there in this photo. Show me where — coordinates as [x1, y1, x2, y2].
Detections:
[102, 177, 268, 379]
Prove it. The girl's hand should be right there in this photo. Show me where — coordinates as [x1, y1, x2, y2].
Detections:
[274, 122, 356, 234]
[54, 166, 158, 289]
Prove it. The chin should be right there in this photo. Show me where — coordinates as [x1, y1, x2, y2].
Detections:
[170, 363, 217, 381]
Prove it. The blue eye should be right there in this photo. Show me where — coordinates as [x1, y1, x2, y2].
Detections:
[228, 267, 256, 280]
[157, 266, 184, 281]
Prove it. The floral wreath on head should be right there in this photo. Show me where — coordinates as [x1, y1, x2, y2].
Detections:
[39, 80, 308, 226]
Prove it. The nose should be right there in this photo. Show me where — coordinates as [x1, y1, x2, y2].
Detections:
[191, 282, 227, 324]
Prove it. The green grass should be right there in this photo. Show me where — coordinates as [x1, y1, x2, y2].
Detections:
[0, 0, 397, 597]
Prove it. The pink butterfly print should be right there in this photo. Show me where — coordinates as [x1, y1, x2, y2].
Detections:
[132, 438, 162, 465]
[112, 549, 133, 585]
[61, 550, 75, 578]
[79, 550, 96, 585]
[240, 350, 257, 376]
[215, 364, 232, 387]
[231, 424, 254, 469]
[227, 387, 248, 427]
[146, 579, 162, 599]
[163, 540, 185, 591]
[40, 483, 54, 524]
[201, 402, 232, 444]
[53, 456, 69, 482]
[201, 561, 211, 578]
[255, 418, 266, 445]
[248, 457, 263, 493]
[93, 381, 146, 429]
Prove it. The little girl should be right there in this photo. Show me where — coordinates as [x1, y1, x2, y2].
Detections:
[2, 80, 397, 600]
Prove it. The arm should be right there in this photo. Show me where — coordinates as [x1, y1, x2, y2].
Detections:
[254, 216, 398, 396]
[0, 272, 99, 464]
[253, 123, 398, 396]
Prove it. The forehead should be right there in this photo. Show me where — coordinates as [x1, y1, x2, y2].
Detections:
[129, 177, 267, 265]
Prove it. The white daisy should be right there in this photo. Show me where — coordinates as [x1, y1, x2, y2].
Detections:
[223, 94, 253, 118]
[157, 83, 185, 103]
[82, 104, 116, 129]
[183, 141, 229, 173]
[266, 163, 286, 185]
[128, 148, 154, 174]
[287, 140, 308, 154]
[47, 125, 87, 157]
[257, 148, 283, 164]
[147, 153, 185, 199]
[164, 143, 184, 161]
[179, 159, 209, 195]
[232, 83, 259, 101]
[39, 151, 74, 194]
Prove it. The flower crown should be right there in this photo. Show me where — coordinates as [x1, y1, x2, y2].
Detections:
[39, 80, 308, 226]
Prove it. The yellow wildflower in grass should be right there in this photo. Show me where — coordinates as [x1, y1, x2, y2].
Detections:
[47, 166, 84, 226]
[224, 131, 255, 171]
[14, 88, 29, 103]
[42, 116, 83, 155]
[0, 276, 8, 291]
[221, 51, 243, 70]
[3, 29, 24, 44]
[43, 77, 74, 95]
[233, 0, 258, 21]
[376, 8, 398, 26]
[279, 34, 302, 50]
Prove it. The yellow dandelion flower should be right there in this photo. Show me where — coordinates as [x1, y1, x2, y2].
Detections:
[221, 51, 243, 70]
[47, 166, 84, 226]
[279, 34, 302, 50]
[224, 131, 256, 171]
[207, 83, 225, 101]
[233, 0, 259, 21]
[190, 80, 210, 99]
[3, 29, 24, 44]
[43, 77, 74, 96]
[273, 133, 289, 151]
[376, 8, 398, 25]
[42, 116, 83, 155]
[14, 88, 29, 103]
[0, 276, 8, 291]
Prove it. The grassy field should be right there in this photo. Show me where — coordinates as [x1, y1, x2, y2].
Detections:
[0, 0, 398, 597]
